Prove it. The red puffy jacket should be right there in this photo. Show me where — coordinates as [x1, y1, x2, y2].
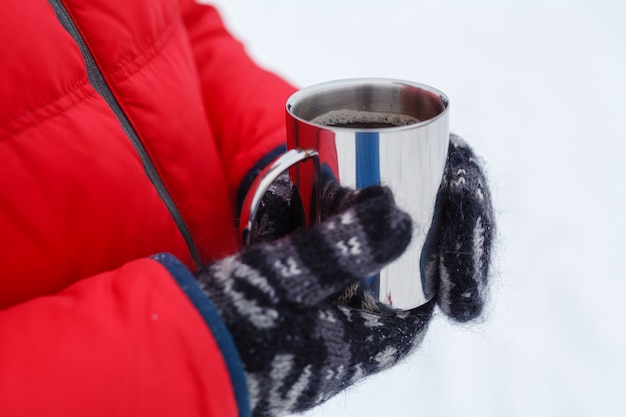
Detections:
[0, 0, 296, 415]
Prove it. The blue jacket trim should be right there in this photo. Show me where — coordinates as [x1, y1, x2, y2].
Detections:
[151, 253, 251, 417]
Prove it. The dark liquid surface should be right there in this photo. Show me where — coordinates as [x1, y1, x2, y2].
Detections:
[325, 121, 403, 129]
[311, 109, 419, 129]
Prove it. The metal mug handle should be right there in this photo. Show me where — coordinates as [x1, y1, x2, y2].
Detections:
[239, 148, 320, 246]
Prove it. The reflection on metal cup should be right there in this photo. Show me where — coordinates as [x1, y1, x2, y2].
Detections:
[241, 78, 449, 310]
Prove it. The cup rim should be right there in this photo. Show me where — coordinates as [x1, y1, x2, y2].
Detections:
[286, 78, 450, 132]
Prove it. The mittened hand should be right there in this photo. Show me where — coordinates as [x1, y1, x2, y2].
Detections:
[196, 185, 423, 417]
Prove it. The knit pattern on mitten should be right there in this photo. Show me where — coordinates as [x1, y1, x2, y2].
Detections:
[196, 188, 433, 417]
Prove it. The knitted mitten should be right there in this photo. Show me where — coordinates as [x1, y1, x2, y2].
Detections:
[196, 134, 495, 417]
[196, 185, 430, 417]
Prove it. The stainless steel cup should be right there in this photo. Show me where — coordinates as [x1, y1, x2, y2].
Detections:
[241, 78, 449, 310]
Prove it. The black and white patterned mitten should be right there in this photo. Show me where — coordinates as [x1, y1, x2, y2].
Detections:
[196, 185, 431, 417]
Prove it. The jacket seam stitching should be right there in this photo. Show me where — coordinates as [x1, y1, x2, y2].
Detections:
[107, 18, 178, 84]
[0, 80, 96, 141]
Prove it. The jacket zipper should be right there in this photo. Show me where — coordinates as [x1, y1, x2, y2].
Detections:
[48, 0, 202, 269]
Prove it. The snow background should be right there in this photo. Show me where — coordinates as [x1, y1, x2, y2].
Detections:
[205, 1, 626, 416]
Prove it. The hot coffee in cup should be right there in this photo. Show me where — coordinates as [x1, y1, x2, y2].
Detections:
[311, 109, 420, 129]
